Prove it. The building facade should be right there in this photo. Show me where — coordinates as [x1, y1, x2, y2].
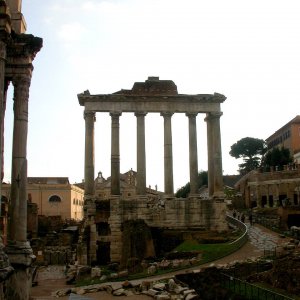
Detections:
[266, 115, 300, 162]
[1, 177, 84, 221]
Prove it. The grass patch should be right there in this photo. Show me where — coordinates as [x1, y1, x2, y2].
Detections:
[175, 239, 240, 263]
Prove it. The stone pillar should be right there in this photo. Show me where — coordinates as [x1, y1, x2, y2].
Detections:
[135, 112, 147, 195]
[186, 113, 198, 195]
[9, 74, 31, 242]
[210, 112, 224, 198]
[6, 73, 35, 300]
[161, 112, 174, 195]
[84, 111, 95, 198]
[110, 112, 121, 195]
[205, 113, 214, 197]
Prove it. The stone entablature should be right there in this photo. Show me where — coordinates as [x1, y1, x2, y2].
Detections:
[79, 92, 225, 113]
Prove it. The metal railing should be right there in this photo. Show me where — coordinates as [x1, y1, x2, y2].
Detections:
[226, 214, 249, 249]
[220, 273, 296, 300]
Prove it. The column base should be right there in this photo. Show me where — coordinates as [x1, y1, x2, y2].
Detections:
[163, 194, 175, 200]
[5, 241, 35, 300]
[5, 241, 35, 266]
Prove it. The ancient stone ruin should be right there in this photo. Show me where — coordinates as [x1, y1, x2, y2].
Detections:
[0, 0, 42, 299]
[77, 77, 228, 266]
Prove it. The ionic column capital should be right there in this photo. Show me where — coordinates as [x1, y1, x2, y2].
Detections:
[84, 111, 96, 121]
[110, 111, 122, 117]
[186, 112, 198, 118]
[161, 112, 174, 118]
[135, 111, 147, 117]
[12, 72, 32, 86]
[205, 111, 223, 121]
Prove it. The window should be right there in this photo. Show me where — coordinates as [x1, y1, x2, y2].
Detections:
[49, 195, 62, 202]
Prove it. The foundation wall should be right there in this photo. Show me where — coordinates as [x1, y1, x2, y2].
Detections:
[89, 196, 228, 263]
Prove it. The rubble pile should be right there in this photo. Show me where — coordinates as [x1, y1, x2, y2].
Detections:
[52, 278, 199, 300]
[247, 248, 300, 295]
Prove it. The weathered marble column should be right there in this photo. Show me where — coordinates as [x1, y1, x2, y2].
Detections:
[186, 113, 198, 195]
[9, 74, 31, 243]
[161, 112, 174, 195]
[135, 112, 147, 195]
[205, 113, 214, 197]
[210, 112, 224, 198]
[84, 111, 95, 198]
[5, 74, 35, 300]
[110, 112, 121, 195]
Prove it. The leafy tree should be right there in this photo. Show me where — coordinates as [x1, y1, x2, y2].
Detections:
[262, 146, 293, 170]
[229, 137, 266, 175]
[175, 171, 208, 198]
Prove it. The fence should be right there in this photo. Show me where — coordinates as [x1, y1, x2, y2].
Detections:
[226, 214, 249, 249]
[220, 273, 296, 300]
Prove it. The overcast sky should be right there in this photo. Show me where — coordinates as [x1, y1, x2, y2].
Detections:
[3, 0, 300, 191]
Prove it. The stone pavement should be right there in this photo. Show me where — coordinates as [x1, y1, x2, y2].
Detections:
[247, 223, 280, 251]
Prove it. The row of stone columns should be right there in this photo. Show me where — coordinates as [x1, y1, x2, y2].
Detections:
[84, 110, 224, 198]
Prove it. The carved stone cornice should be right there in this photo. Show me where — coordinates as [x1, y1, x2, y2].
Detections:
[7, 32, 42, 59]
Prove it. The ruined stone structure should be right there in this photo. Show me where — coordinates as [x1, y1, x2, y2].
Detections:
[235, 165, 300, 229]
[74, 169, 163, 200]
[0, 1, 42, 299]
[236, 166, 300, 209]
[78, 77, 228, 265]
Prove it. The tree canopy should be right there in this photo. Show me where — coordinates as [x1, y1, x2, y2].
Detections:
[175, 170, 208, 198]
[261, 146, 293, 170]
[229, 137, 266, 174]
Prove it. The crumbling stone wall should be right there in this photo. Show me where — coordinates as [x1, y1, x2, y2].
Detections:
[120, 219, 155, 268]
[85, 196, 228, 264]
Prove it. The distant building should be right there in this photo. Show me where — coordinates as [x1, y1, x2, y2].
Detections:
[235, 116, 300, 229]
[1, 177, 84, 221]
[76, 169, 162, 200]
[266, 115, 300, 162]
